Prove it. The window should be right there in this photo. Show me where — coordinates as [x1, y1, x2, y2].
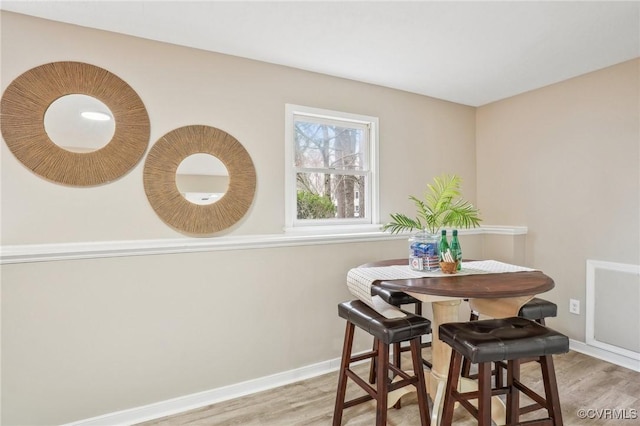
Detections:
[285, 104, 378, 230]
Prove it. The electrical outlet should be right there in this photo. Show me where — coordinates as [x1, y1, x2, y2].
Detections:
[569, 299, 580, 315]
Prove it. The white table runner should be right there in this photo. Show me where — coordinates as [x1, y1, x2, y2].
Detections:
[346, 260, 535, 317]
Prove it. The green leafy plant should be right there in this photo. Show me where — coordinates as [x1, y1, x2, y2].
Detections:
[297, 191, 336, 219]
[381, 174, 481, 234]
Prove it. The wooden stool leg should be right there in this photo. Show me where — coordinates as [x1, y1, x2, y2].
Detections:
[410, 337, 430, 426]
[540, 355, 564, 426]
[442, 350, 463, 425]
[393, 341, 402, 409]
[393, 342, 402, 371]
[369, 337, 378, 384]
[375, 339, 389, 426]
[412, 302, 433, 370]
[477, 362, 492, 426]
[495, 360, 504, 388]
[506, 359, 521, 424]
[333, 322, 355, 426]
[461, 358, 472, 378]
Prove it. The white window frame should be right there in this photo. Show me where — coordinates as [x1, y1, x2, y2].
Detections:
[284, 104, 379, 232]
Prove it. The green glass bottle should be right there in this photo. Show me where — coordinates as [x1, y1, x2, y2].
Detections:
[451, 229, 462, 270]
[439, 229, 450, 262]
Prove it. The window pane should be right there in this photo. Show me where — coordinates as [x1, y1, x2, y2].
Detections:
[285, 104, 378, 228]
[296, 172, 366, 219]
[294, 120, 365, 171]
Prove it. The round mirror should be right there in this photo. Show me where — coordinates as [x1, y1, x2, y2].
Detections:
[44, 94, 116, 153]
[1, 61, 150, 186]
[144, 125, 256, 235]
[176, 153, 229, 205]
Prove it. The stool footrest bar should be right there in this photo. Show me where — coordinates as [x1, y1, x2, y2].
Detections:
[343, 394, 374, 409]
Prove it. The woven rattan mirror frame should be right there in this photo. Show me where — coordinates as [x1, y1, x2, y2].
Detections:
[1, 61, 149, 186]
[143, 125, 256, 235]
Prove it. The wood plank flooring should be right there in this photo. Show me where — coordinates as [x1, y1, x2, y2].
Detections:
[138, 351, 640, 425]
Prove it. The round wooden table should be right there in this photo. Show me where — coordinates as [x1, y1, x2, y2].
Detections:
[360, 259, 555, 426]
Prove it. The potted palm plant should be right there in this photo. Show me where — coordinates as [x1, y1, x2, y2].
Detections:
[382, 174, 481, 270]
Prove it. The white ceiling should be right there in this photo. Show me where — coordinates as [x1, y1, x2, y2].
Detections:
[2, 1, 639, 106]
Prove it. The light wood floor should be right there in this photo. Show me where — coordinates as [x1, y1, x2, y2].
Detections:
[139, 350, 640, 425]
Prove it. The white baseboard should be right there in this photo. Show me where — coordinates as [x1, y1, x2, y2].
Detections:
[570, 338, 640, 372]
[62, 356, 345, 426]
[61, 337, 435, 426]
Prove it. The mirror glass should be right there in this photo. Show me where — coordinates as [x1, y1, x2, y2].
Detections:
[44, 94, 115, 152]
[176, 153, 229, 205]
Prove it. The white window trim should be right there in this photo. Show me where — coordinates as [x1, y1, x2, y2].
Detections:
[284, 104, 379, 233]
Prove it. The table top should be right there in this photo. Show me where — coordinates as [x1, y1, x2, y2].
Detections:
[359, 258, 554, 299]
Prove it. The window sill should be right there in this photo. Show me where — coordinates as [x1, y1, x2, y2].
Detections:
[284, 223, 385, 235]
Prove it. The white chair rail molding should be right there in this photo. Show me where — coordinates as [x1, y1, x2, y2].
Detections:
[0, 225, 527, 264]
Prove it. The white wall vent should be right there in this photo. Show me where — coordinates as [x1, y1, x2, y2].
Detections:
[586, 260, 640, 363]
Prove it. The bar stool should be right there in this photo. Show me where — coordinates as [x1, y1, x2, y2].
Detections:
[369, 286, 433, 385]
[371, 286, 424, 315]
[462, 297, 558, 380]
[439, 317, 569, 426]
[469, 297, 558, 325]
[333, 300, 431, 426]
[516, 297, 558, 325]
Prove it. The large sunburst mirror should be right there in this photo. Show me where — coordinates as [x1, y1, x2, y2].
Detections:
[1, 61, 149, 186]
[143, 125, 256, 235]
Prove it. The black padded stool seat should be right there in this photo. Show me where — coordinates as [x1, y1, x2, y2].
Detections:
[371, 286, 422, 308]
[440, 317, 569, 426]
[338, 299, 431, 344]
[333, 300, 431, 426]
[440, 317, 568, 363]
[518, 297, 558, 323]
[469, 297, 557, 324]
[463, 297, 558, 379]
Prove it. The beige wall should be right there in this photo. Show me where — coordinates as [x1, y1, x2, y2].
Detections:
[1, 12, 482, 425]
[477, 58, 640, 340]
[1, 241, 403, 424]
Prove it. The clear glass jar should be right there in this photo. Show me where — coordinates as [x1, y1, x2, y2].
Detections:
[408, 230, 440, 271]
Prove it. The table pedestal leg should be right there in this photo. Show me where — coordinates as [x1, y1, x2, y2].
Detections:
[468, 296, 533, 319]
[427, 300, 460, 426]
[425, 299, 507, 426]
